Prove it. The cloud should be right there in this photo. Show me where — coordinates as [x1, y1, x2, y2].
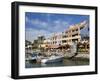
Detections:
[31, 19, 48, 28]
[25, 16, 70, 41]
[25, 28, 51, 42]
[52, 20, 69, 32]
[26, 16, 69, 31]
[26, 17, 49, 30]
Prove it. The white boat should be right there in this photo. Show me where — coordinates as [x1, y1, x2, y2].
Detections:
[41, 55, 64, 64]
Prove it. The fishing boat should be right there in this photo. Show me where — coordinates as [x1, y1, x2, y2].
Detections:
[41, 54, 64, 64]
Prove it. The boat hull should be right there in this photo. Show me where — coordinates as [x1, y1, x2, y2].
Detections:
[41, 57, 63, 64]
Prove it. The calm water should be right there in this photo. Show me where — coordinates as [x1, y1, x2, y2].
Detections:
[25, 58, 89, 68]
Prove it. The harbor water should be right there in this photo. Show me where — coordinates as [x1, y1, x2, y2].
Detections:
[25, 57, 89, 68]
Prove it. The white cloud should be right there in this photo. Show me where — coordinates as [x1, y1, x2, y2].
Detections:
[25, 28, 51, 42]
[26, 16, 69, 32]
[26, 17, 48, 29]
[25, 17, 70, 42]
[52, 19, 69, 32]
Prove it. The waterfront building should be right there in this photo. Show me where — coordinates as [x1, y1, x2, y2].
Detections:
[37, 36, 45, 48]
[36, 21, 88, 50]
[64, 20, 87, 45]
[50, 33, 62, 45]
[41, 38, 51, 48]
[32, 36, 45, 49]
[43, 21, 87, 48]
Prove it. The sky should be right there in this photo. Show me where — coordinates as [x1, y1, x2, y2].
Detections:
[25, 12, 89, 42]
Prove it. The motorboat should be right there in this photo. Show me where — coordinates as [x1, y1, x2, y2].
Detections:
[41, 54, 64, 64]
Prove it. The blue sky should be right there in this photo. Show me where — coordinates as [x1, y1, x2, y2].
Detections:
[25, 12, 89, 42]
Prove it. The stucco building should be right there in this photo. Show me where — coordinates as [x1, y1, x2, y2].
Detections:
[41, 21, 88, 49]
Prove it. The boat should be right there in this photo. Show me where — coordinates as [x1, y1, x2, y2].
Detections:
[25, 52, 38, 61]
[41, 54, 64, 64]
[31, 53, 38, 61]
